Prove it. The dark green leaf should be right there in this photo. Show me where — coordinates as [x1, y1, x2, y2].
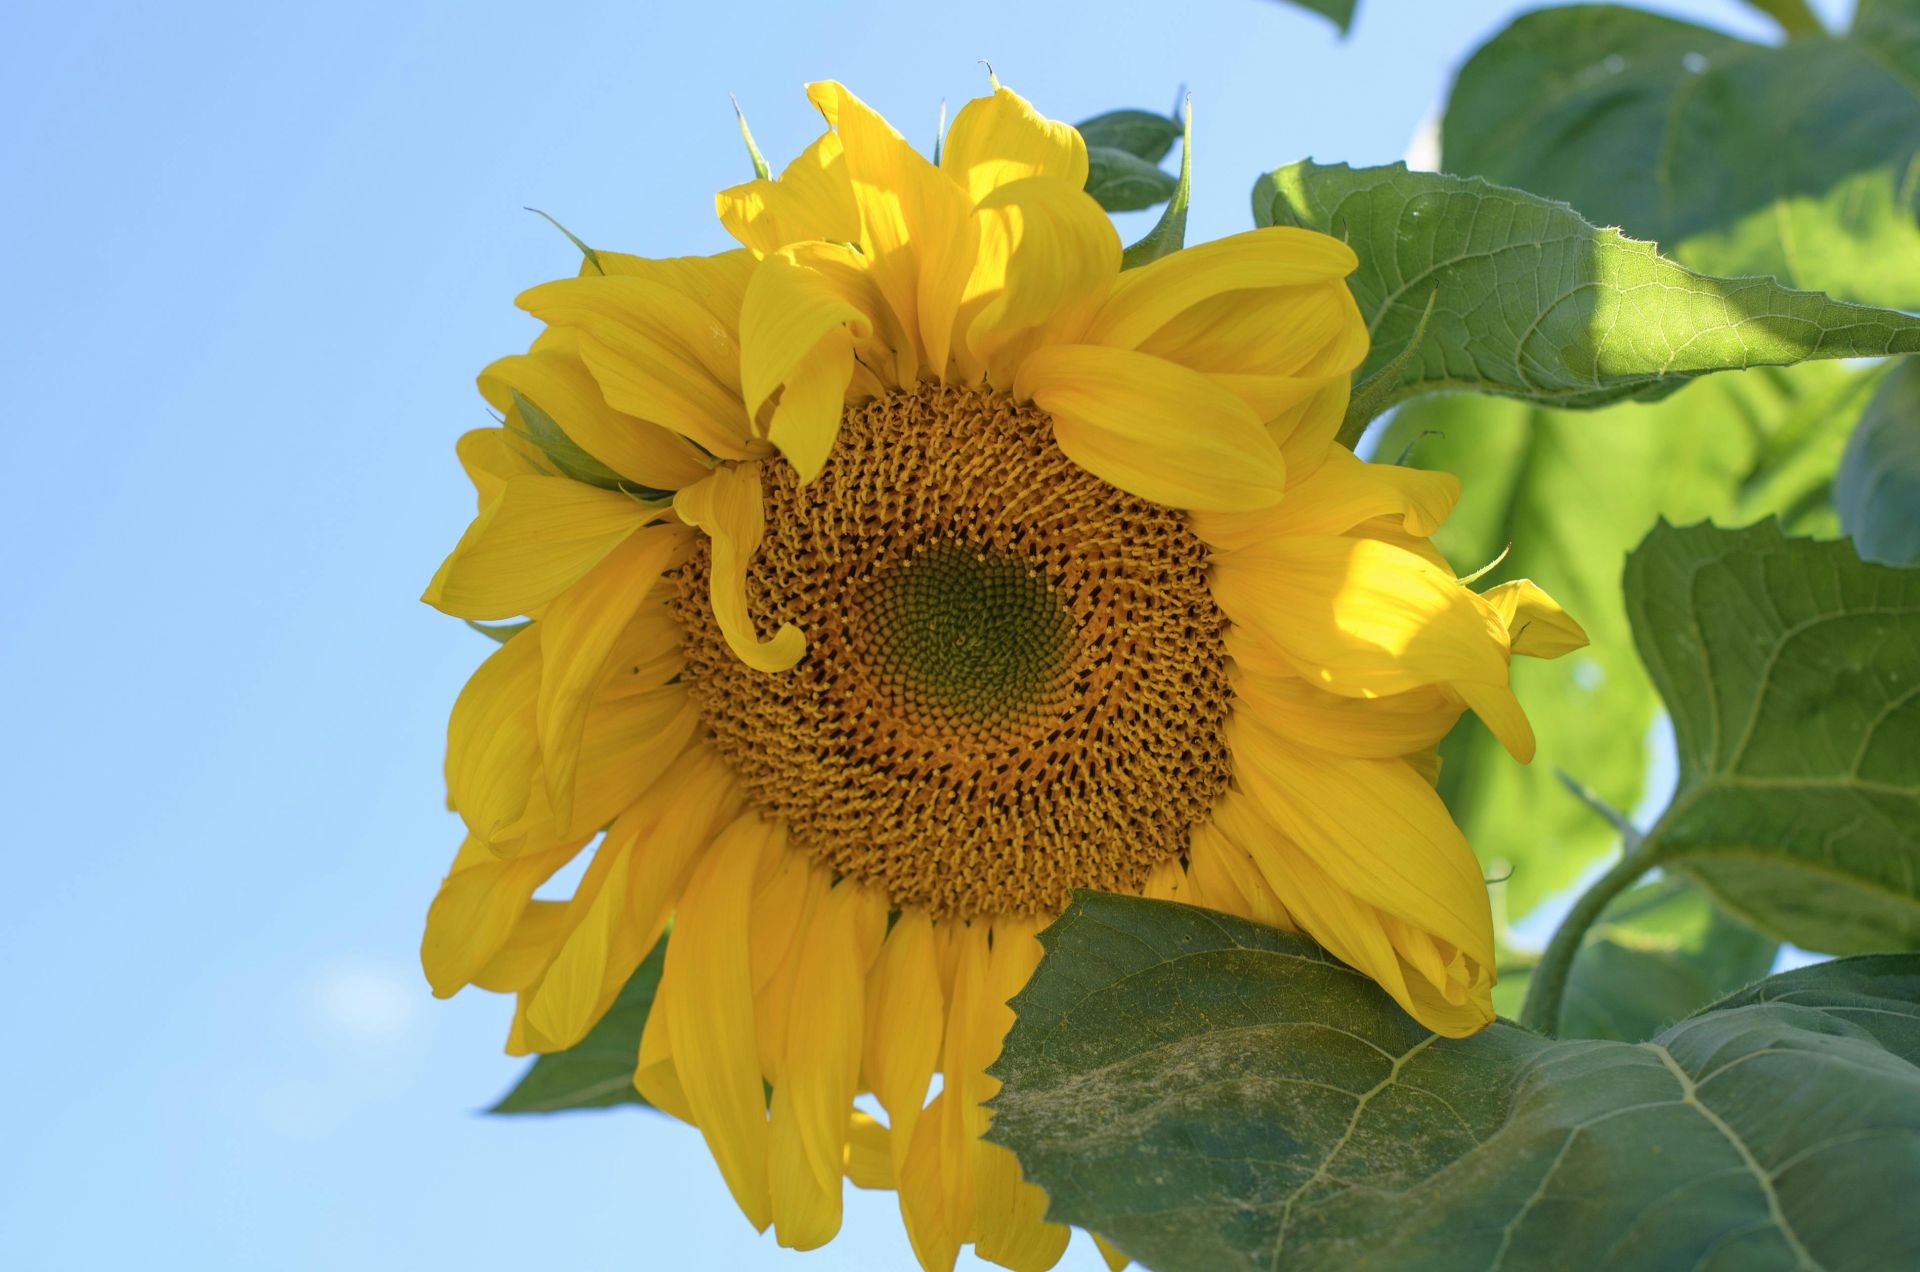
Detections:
[1265, 0, 1356, 34]
[1075, 109, 1181, 163]
[1253, 161, 1920, 413]
[1837, 357, 1920, 565]
[1626, 520, 1920, 952]
[1382, 363, 1882, 923]
[1442, 4, 1920, 309]
[989, 892, 1920, 1272]
[1083, 146, 1178, 213]
[1498, 876, 1778, 1041]
[490, 939, 664, 1114]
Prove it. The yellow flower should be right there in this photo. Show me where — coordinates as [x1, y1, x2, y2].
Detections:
[420, 80, 1585, 1271]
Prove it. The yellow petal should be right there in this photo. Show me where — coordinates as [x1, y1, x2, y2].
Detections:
[536, 524, 689, 831]
[1140, 857, 1193, 903]
[444, 626, 543, 845]
[660, 813, 777, 1230]
[1015, 344, 1287, 511]
[963, 177, 1120, 388]
[479, 330, 711, 491]
[899, 1089, 962, 1272]
[971, 919, 1071, 1271]
[518, 274, 758, 460]
[1187, 820, 1294, 930]
[511, 681, 697, 850]
[1210, 533, 1511, 698]
[739, 253, 868, 482]
[752, 847, 828, 1083]
[635, 982, 694, 1123]
[940, 84, 1089, 204]
[716, 131, 861, 257]
[456, 427, 546, 510]
[1087, 227, 1358, 351]
[846, 1111, 894, 1190]
[806, 80, 975, 380]
[1227, 712, 1497, 1020]
[518, 820, 641, 1052]
[423, 476, 660, 621]
[864, 909, 946, 1183]
[769, 882, 888, 1250]
[420, 835, 583, 997]
[784, 239, 919, 388]
[1193, 445, 1460, 550]
[1479, 579, 1589, 660]
[673, 464, 806, 672]
[472, 899, 569, 994]
[593, 249, 758, 339]
[1093, 1234, 1132, 1272]
[1137, 278, 1367, 385]
[1273, 373, 1351, 480]
[1229, 634, 1461, 760]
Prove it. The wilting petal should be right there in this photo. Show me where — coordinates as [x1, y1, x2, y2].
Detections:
[1480, 578, 1590, 659]
[673, 464, 806, 672]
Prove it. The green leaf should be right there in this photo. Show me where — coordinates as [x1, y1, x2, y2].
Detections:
[1837, 357, 1920, 565]
[1074, 108, 1181, 163]
[1083, 146, 1178, 213]
[1442, 4, 1920, 309]
[1252, 161, 1920, 414]
[1626, 519, 1920, 953]
[988, 892, 1920, 1272]
[1381, 362, 1883, 924]
[1265, 0, 1356, 34]
[489, 939, 664, 1114]
[1498, 875, 1778, 1041]
[465, 618, 530, 644]
[1120, 101, 1190, 270]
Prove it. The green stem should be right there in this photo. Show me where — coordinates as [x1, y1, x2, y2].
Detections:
[1742, 0, 1826, 37]
[1516, 844, 1656, 1035]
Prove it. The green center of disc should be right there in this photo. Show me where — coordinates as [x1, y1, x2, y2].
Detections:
[863, 542, 1075, 723]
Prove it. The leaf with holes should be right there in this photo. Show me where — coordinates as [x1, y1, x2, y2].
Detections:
[988, 892, 1920, 1272]
[1380, 362, 1885, 925]
[1252, 161, 1920, 414]
[1624, 519, 1920, 953]
[1442, 2, 1920, 309]
[490, 938, 663, 1114]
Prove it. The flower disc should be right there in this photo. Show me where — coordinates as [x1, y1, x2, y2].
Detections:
[671, 384, 1234, 917]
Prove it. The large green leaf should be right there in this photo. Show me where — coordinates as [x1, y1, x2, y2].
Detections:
[1624, 520, 1920, 953]
[1837, 357, 1920, 565]
[1253, 161, 1920, 416]
[1496, 875, 1777, 1041]
[989, 892, 1920, 1272]
[489, 938, 664, 1114]
[1382, 362, 1882, 923]
[1442, 2, 1920, 309]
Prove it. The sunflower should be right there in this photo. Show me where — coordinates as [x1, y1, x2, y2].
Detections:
[420, 80, 1585, 1271]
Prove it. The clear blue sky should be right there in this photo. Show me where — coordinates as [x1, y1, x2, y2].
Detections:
[1, 1, 1843, 1268]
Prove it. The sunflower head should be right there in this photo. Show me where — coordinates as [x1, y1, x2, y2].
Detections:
[420, 79, 1585, 1271]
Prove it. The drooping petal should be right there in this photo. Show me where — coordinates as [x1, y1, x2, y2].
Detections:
[479, 329, 712, 491]
[807, 80, 976, 380]
[536, 523, 689, 831]
[769, 881, 888, 1250]
[455, 427, 546, 510]
[1085, 227, 1358, 351]
[739, 253, 870, 482]
[970, 918, 1071, 1271]
[1015, 344, 1287, 511]
[518, 274, 759, 460]
[940, 85, 1088, 204]
[659, 813, 779, 1230]
[1226, 712, 1497, 1032]
[422, 477, 662, 621]
[444, 626, 543, 846]
[673, 463, 806, 672]
[864, 909, 945, 1182]
[846, 1112, 893, 1190]
[1479, 579, 1590, 659]
[963, 177, 1120, 388]
[1229, 631, 1462, 760]
[472, 899, 569, 994]
[420, 835, 584, 997]
[717, 130, 862, 256]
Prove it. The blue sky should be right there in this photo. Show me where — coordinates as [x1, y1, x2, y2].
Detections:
[1, 1, 1846, 1268]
